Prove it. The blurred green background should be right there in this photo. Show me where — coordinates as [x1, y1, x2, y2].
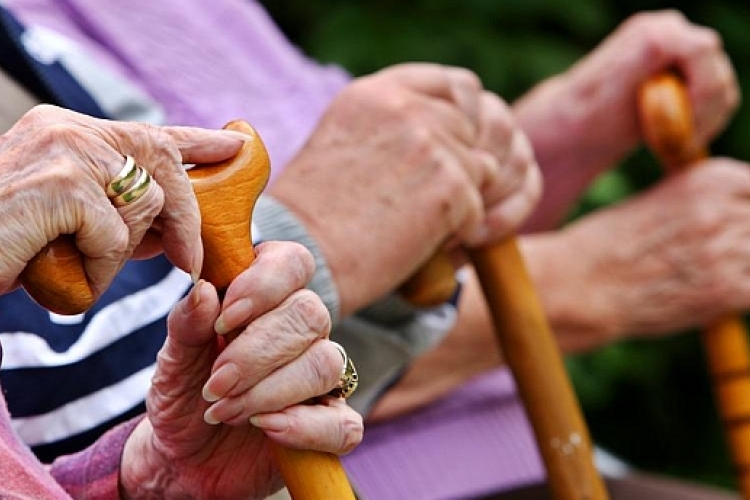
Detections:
[260, 0, 750, 491]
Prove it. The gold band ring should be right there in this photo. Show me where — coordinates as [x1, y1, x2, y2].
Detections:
[106, 155, 151, 207]
[328, 341, 358, 399]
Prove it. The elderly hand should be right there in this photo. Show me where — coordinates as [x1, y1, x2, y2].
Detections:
[515, 10, 739, 230]
[270, 63, 540, 316]
[371, 158, 750, 420]
[530, 158, 750, 350]
[120, 241, 363, 500]
[0, 104, 245, 299]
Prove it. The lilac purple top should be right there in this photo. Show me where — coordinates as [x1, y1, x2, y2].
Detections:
[0, 0, 555, 498]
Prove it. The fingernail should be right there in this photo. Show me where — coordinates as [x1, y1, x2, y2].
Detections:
[187, 280, 203, 312]
[202, 363, 240, 402]
[204, 407, 221, 425]
[191, 243, 204, 283]
[214, 298, 253, 336]
[250, 413, 289, 432]
[219, 130, 253, 141]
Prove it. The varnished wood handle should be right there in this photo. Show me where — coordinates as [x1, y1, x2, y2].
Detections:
[22, 120, 356, 500]
[639, 72, 750, 498]
[168, 120, 357, 500]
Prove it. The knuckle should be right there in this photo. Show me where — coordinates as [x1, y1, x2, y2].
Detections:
[288, 290, 331, 338]
[309, 341, 343, 391]
[449, 67, 483, 93]
[338, 411, 364, 455]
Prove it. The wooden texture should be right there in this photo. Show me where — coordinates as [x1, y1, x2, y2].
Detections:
[639, 72, 750, 499]
[469, 238, 608, 500]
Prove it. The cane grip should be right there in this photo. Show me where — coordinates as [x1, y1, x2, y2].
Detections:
[639, 72, 750, 498]
[20, 235, 93, 315]
[190, 120, 356, 500]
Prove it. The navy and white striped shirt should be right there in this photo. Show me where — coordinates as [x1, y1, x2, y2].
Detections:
[0, 4, 459, 463]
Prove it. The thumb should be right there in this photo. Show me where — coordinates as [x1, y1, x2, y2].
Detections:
[163, 280, 222, 367]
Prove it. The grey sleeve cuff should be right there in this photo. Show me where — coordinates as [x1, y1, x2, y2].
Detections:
[252, 195, 341, 322]
[253, 195, 460, 416]
[333, 297, 458, 415]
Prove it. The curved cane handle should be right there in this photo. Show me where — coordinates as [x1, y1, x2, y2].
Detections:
[399, 250, 457, 306]
[639, 72, 750, 498]
[189, 120, 357, 500]
[20, 235, 92, 315]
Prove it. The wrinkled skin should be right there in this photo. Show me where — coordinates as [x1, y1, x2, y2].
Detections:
[0, 104, 245, 298]
[270, 63, 542, 317]
[120, 242, 363, 500]
[371, 11, 743, 421]
[516, 10, 739, 231]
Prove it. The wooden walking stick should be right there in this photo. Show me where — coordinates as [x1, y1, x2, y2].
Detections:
[639, 72, 750, 498]
[401, 181, 609, 496]
[20, 120, 357, 500]
[466, 240, 609, 499]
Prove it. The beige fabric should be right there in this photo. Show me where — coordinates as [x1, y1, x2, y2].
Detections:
[0, 68, 40, 134]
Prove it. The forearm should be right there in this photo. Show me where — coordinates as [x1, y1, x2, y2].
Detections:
[520, 231, 622, 353]
[513, 74, 633, 232]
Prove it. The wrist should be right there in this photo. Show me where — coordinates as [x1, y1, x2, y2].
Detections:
[119, 419, 176, 499]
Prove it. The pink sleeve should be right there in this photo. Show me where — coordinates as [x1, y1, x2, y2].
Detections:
[49, 416, 143, 500]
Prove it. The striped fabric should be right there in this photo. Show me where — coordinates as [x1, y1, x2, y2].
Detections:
[0, 2, 460, 475]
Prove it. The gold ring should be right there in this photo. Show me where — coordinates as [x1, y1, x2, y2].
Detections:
[328, 341, 358, 399]
[107, 155, 151, 207]
[106, 155, 138, 197]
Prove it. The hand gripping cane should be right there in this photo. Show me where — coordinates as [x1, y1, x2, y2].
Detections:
[401, 164, 609, 496]
[639, 72, 750, 498]
[20, 120, 357, 500]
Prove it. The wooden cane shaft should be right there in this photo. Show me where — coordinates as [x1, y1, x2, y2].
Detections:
[189, 120, 356, 500]
[639, 73, 750, 498]
[469, 239, 608, 500]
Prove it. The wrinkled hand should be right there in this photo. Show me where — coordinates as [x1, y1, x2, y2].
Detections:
[585, 10, 737, 148]
[120, 242, 363, 500]
[532, 158, 750, 349]
[515, 10, 739, 230]
[270, 63, 540, 316]
[0, 104, 245, 298]
[372, 159, 750, 419]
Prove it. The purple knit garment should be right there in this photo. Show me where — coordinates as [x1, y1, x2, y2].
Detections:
[4, 1, 548, 498]
[342, 368, 546, 500]
[6, 0, 351, 185]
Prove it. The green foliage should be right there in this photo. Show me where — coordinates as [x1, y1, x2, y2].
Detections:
[261, 0, 750, 490]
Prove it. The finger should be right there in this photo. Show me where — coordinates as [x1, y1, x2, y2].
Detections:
[383, 63, 483, 129]
[149, 281, 221, 411]
[475, 91, 515, 165]
[482, 129, 538, 205]
[251, 397, 363, 455]
[103, 123, 245, 279]
[166, 279, 222, 349]
[215, 241, 316, 335]
[201, 290, 331, 410]
[204, 339, 342, 425]
[682, 51, 740, 146]
[468, 154, 543, 245]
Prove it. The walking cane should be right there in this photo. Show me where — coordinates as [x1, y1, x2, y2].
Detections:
[20, 120, 357, 500]
[402, 165, 609, 497]
[639, 72, 750, 498]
